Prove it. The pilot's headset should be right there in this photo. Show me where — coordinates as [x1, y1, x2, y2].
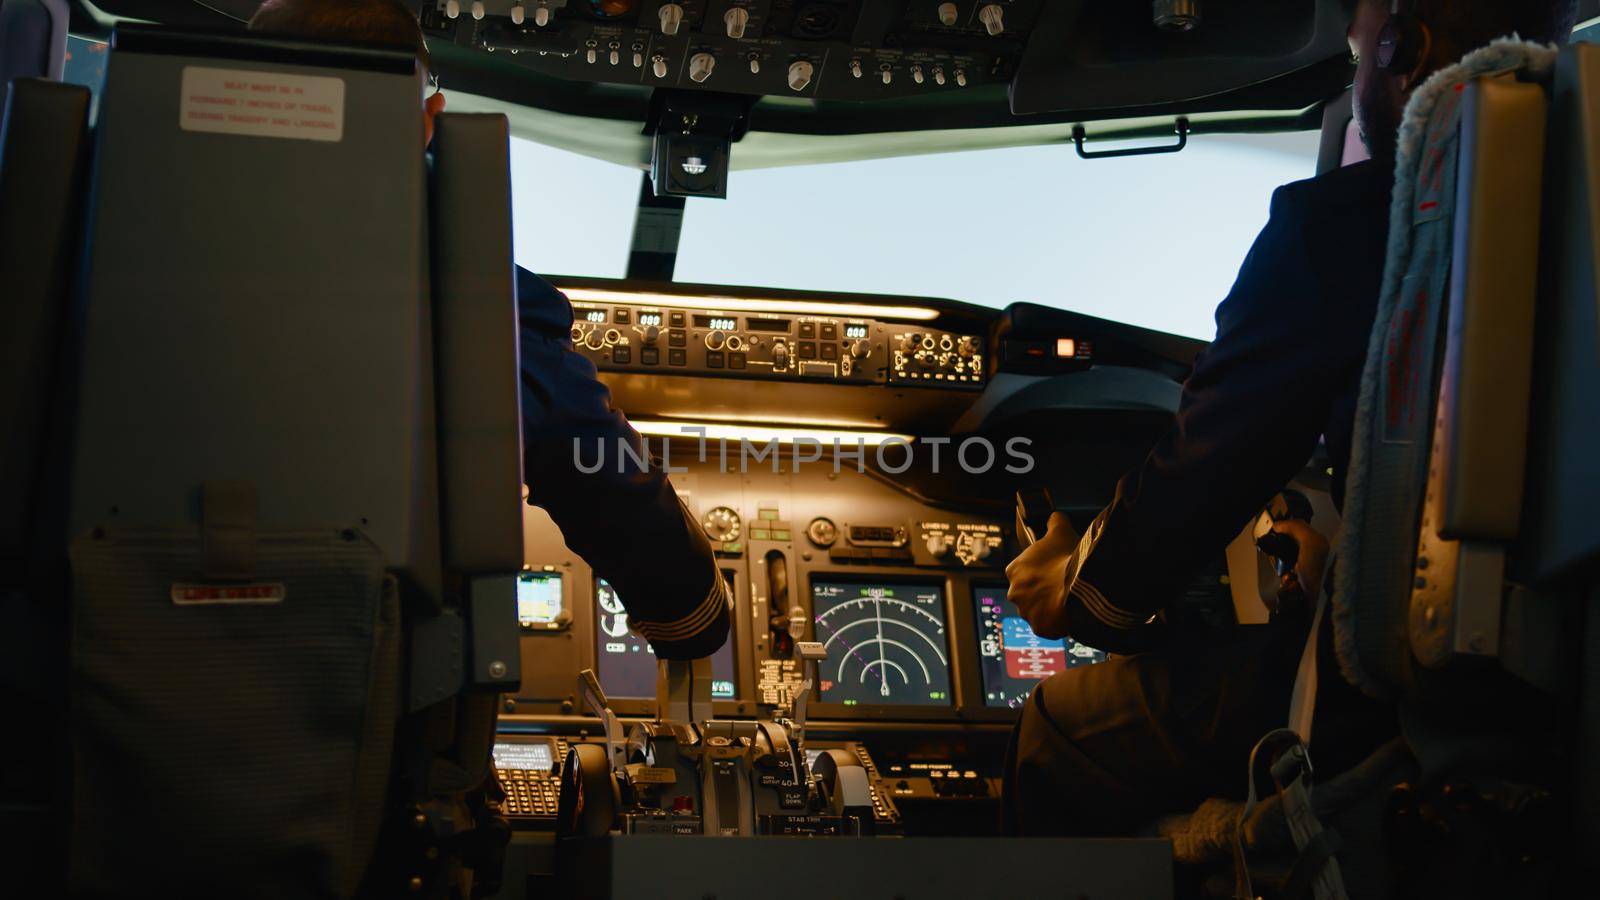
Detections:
[1375, 0, 1434, 74]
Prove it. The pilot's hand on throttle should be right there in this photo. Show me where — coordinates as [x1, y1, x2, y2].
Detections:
[1004, 511, 1078, 640]
[1272, 518, 1330, 602]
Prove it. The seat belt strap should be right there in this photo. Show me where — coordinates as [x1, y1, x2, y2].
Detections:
[1234, 587, 1349, 900]
[1287, 583, 1327, 744]
[1280, 829, 1344, 900]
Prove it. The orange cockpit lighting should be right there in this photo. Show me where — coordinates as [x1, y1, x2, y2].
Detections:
[1056, 338, 1077, 358]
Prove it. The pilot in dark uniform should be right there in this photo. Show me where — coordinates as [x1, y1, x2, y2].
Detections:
[248, 0, 729, 660]
[514, 270, 730, 658]
[1001, 0, 1577, 835]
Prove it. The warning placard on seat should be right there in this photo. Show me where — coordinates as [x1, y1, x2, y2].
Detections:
[180, 66, 345, 143]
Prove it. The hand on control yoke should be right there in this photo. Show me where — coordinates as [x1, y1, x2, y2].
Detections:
[1004, 511, 1080, 640]
[1252, 491, 1328, 619]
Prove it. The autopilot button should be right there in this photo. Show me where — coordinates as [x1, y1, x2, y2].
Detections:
[820, 343, 838, 360]
[612, 347, 632, 364]
[799, 342, 817, 359]
[820, 323, 838, 340]
[729, 352, 748, 370]
[798, 322, 816, 339]
[641, 348, 660, 365]
[707, 351, 725, 369]
[669, 349, 687, 366]
[669, 329, 687, 348]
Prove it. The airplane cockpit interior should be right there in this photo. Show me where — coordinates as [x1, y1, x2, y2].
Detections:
[5, 0, 1600, 897]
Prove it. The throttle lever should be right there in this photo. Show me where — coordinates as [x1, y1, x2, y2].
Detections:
[789, 641, 828, 757]
[578, 668, 625, 769]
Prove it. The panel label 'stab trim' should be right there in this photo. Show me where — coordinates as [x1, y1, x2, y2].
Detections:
[180, 66, 345, 142]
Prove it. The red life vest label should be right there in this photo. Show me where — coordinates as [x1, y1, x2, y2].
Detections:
[170, 583, 287, 606]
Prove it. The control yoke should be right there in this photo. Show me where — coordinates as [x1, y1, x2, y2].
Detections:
[1014, 488, 1056, 550]
[1252, 490, 1317, 619]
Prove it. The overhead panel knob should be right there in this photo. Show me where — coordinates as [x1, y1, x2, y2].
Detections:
[926, 533, 953, 558]
[912, 64, 924, 84]
[510, 3, 525, 25]
[787, 59, 814, 92]
[849, 58, 863, 78]
[979, 3, 1004, 35]
[445, 0, 460, 19]
[659, 3, 684, 35]
[689, 52, 716, 83]
[849, 339, 871, 359]
[535, 1, 552, 26]
[725, 7, 750, 39]
[471, 1, 484, 21]
[1153, 0, 1202, 33]
[652, 54, 669, 78]
[937, 2, 959, 27]
[749, 54, 761, 74]
[642, 325, 661, 345]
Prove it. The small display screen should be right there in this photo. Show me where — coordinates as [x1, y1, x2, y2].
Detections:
[693, 314, 738, 331]
[810, 578, 952, 707]
[638, 311, 663, 327]
[517, 571, 564, 628]
[747, 318, 791, 334]
[973, 585, 1105, 709]
[493, 740, 554, 772]
[582, 309, 607, 324]
[596, 575, 737, 700]
[844, 324, 869, 340]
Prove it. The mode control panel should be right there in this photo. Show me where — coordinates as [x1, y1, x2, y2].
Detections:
[569, 301, 984, 389]
[803, 517, 1004, 568]
[424, 1, 1046, 102]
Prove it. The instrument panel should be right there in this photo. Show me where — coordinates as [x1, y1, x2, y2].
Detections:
[496, 282, 1238, 839]
[422, 0, 1046, 103]
[566, 293, 985, 388]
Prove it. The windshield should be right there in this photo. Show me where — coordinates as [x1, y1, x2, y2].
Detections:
[513, 133, 1319, 342]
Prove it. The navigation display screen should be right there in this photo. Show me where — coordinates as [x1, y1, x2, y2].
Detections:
[973, 585, 1105, 708]
[595, 575, 737, 700]
[517, 571, 565, 628]
[492, 740, 554, 772]
[810, 578, 952, 707]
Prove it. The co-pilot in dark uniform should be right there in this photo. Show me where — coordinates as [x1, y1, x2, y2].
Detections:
[1000, 0, 1577, 836]
[248, 0, 730, 660]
